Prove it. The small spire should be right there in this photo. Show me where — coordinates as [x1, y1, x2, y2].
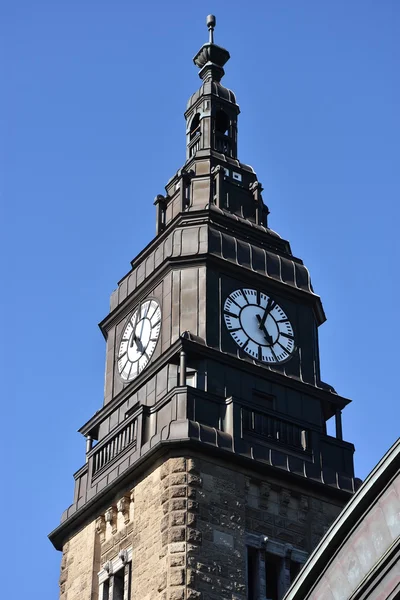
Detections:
[207, 14, 216, 44]
[193, 14, 230, 82]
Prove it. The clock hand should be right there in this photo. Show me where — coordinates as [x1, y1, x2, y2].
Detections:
[259, 297, 275, 330]
[256, 314, 274, 345]
[129, 310, 139, 348]
[130, 333, 145, 354]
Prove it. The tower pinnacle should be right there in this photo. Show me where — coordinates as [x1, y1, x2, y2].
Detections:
[193, 14, 230, 82]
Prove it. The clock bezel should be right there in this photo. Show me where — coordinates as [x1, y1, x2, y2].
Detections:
[116, 296, 162, 383]
[223, 287, 296, 365]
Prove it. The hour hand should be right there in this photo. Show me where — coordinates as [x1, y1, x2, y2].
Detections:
[258, 298, 275, 329]
[130, 333, 144, 353]
[256, 314, 273, 345]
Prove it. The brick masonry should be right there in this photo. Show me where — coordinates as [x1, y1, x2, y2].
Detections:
[59, 454, 345, 600]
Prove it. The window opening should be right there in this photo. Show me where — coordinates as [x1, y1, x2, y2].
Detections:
[113, 569, 124, 600]
[190, 114, 201, 139]
[99, 548, 132, 600]
[265, 553, 280, 600]
[289, 560, 301, 584]
[247, 546, 259, 600]
[101, 580, 109, 600]
[215, 109, 229, 135]
[246, 537, 308, 600]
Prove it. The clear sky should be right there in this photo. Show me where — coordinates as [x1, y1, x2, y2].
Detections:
[2, 1, 399, 598]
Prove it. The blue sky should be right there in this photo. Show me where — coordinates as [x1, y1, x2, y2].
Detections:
[2, 1, 399, 598]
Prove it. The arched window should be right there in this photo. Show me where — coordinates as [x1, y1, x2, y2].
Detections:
[190, 113, 201, 140]
[215, 109, 229, 135]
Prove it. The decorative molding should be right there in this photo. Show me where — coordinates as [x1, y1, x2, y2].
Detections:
[117, 496, 130, 525]
[95, 515, 106, 542]
[245, 532, 308, 564]
[105, 506, 117, 534]
[98, 547, 133, 585]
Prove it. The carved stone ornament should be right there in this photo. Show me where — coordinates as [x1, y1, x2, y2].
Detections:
[95, 515, 106, 541]
[103, 560, 113, 575]
[119, 549, 129, 564]
[117, 496, 130, 524]
[105, 506, 117, 533]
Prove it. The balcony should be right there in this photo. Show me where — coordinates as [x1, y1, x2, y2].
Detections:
[63, 386, 356, 531]
[92, 417, 137, 477]
[242, 407, 308, 453]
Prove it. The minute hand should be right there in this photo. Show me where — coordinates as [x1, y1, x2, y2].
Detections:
[259, 298, 275, 329]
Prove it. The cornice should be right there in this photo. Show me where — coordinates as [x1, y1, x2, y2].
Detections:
[49, 436, 354, 552]
[180, 338, 351, 411]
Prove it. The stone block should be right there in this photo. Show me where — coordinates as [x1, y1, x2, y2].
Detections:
[170, 568, 185, 586]
[187, 512, 196, 526]
[187, 528, 202, 543]
[187, 458, 199, 474]
[169, 542, 186, 553]
[188, 474, 202, 487]
[170, 473, 187, 486]
[187, 590, 202, 599]
[171, 511, 186, 526]
[160, 464, 170, 480]
[169, 527, 185, 542]
[158, 572, 167, 592]
[188, 487, 197, 499]
[161, 515, 169, 531]
[169, 555, 185, 567]
[171, 498, 186, 511]
[169, 588, 185, 600]
[171, 458, 186, 473]
[188, 500, 199, 511]
[170, 486, 187, 498]
[213, 530, 234, 549]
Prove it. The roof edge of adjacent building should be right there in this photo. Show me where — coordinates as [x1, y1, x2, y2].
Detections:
[283, 437, 400, 600]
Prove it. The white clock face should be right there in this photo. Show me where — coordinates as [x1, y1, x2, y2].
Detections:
[224, 288, 295, 364]
[117, 299, 161, 382]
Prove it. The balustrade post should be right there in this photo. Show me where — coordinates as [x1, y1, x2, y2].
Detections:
[211, 164, 225, 209]
[335, 409, 343, 440]
[179, 350, 187, 386]
[154, 194, 166, 235]
[85, 435, 93, 462]
[250, 180, 263, 225]
[180, 171, 193, 211]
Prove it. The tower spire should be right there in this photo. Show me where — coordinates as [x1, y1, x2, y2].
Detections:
[193, 14, 230, 82]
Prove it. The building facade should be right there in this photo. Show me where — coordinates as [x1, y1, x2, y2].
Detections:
[284, 439, 400, 600]
[49, 16, 359, 600]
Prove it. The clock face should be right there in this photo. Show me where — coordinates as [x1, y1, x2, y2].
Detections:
[117, 299, 161, 382]
[223, 288, 295, 364]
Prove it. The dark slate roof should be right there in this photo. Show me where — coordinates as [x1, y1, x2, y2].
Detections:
[187, 80, 237, 110]
[210, 204, 282, 238]
[208, 225, 315, 296]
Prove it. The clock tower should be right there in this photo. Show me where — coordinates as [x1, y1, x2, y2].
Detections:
[50, 16, 358, 600]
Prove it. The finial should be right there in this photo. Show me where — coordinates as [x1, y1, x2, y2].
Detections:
[193, 15, 230, 82]
[207, 14, 216, 44]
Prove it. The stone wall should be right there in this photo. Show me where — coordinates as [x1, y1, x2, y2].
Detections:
[59, 520, 100, 600]
[59, 454, 346, 600]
